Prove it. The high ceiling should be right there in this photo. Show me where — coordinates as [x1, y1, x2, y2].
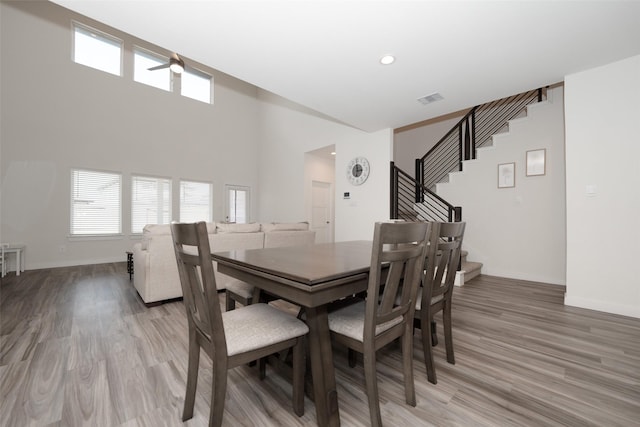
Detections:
[51, 1, 640, 132]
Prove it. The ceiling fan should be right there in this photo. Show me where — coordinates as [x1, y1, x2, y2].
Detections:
[148, 54, 186, 74]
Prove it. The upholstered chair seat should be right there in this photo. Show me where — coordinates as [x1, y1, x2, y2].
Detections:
[223, 303, 309, 356]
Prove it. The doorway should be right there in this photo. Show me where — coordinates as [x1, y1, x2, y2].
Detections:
[311, 180, 333, 243]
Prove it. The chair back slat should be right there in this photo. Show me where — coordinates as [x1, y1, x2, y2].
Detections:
[378, 261, 404, 314]
[425, 222, 466, 301]
[365, 221, 431, 340]
[171, 222, 227, 356]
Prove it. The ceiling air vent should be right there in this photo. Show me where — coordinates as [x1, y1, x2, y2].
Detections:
[417, 92, 443, 105]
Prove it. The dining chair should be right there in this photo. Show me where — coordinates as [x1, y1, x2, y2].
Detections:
[327, 221, 431, 427]
[224, 279, 255, 311]
[170, 221, 309, 427]
[416, 221, 466, 385]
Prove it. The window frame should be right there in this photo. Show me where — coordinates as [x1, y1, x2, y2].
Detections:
[133, 46, 172, 92]
[72, 21, 123, 76]
[180, 67, 213, 104]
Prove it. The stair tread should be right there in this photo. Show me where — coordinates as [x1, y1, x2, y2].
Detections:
[455, 258, 482, 287]
[461, 261, 482, 271]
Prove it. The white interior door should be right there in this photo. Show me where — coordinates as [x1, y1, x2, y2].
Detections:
[311, 181, 333, 243]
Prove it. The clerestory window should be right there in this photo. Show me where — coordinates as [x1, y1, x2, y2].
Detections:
[73, 23, 122, 76]
[181, 68, 212, 104]
[133, 47, 171, 91]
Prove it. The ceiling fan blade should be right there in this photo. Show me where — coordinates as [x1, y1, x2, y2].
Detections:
[147, 63, 170, 71]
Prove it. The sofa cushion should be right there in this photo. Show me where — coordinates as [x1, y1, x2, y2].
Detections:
[142, 223, 172, 235]
[216, 222, 261, 234]
[261, 222, 309, 232]
[140, 224, 171, 250]
[142, 222, 216, 236]
[141, 222, 216, 250]
[210, 232, 264, 252]
[264, 230, 315, 248]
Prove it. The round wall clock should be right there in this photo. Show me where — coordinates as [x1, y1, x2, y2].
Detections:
[346, 157, 370, 186]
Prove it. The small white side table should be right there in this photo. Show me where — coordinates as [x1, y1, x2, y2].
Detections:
[1, 243, 26, 277]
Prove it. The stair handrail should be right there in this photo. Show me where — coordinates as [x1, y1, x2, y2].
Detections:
[390, 161, 462, 223]
[420, 106, 476, 164]
[416, 88, 545, 191]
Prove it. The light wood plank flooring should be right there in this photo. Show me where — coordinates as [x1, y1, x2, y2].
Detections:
[1, 264, 639, 426]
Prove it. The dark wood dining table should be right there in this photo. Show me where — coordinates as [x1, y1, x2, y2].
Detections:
[211, 240, 373, 427]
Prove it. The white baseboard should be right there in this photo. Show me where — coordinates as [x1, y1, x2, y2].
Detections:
[564, 294, 640, 319]
[480, 268, 565, 286]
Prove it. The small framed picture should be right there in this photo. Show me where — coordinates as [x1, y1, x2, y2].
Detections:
[498, 162, 515, 188]
[526, 149, 546, 176]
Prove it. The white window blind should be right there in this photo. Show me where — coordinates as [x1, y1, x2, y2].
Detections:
[180, 180, 212, 223]
[134, 48, 170, 91]
[71, 169, 121, 235]
[73, 23, 122, 76]
[181, 69, 212, 104]
[227, 185, 249, 223]
[131, 175, 171, 233]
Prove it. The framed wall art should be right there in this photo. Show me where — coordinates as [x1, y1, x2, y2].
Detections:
[498, 162, 515, 188]
[526, 148, 546, 176]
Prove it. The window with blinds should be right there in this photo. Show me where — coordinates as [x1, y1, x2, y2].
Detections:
[226, 185, 250, 224]
[71, 169, 122, 235]
[131, 175, 172, 233]
[180, 180, 212, 223]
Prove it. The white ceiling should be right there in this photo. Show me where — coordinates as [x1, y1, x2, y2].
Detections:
[51, 0, 640, 132]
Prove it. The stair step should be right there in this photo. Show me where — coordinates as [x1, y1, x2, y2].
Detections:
[462, 261, 482, 282]
[454, 260, 483, 287]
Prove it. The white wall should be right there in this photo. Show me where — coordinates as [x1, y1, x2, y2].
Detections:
[1, 1, 261, 269]
[334, 129, 393, 241]
[437, 86, 566, 285]
[564, 55, 640, 318]
[257, 90, 392, 241]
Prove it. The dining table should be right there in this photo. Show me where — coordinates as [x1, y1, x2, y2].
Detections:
[211, 240, 374, 427]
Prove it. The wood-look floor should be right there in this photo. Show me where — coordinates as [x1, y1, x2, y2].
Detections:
[1, 264, 639, 426]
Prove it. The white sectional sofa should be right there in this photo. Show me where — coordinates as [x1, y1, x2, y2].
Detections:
[132, 221, 315, 304]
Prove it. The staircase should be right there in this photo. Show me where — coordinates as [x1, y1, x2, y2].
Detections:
[392, 88, 548, 286]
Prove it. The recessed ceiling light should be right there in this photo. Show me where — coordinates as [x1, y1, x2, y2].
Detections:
[380, 55, 395, 65]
